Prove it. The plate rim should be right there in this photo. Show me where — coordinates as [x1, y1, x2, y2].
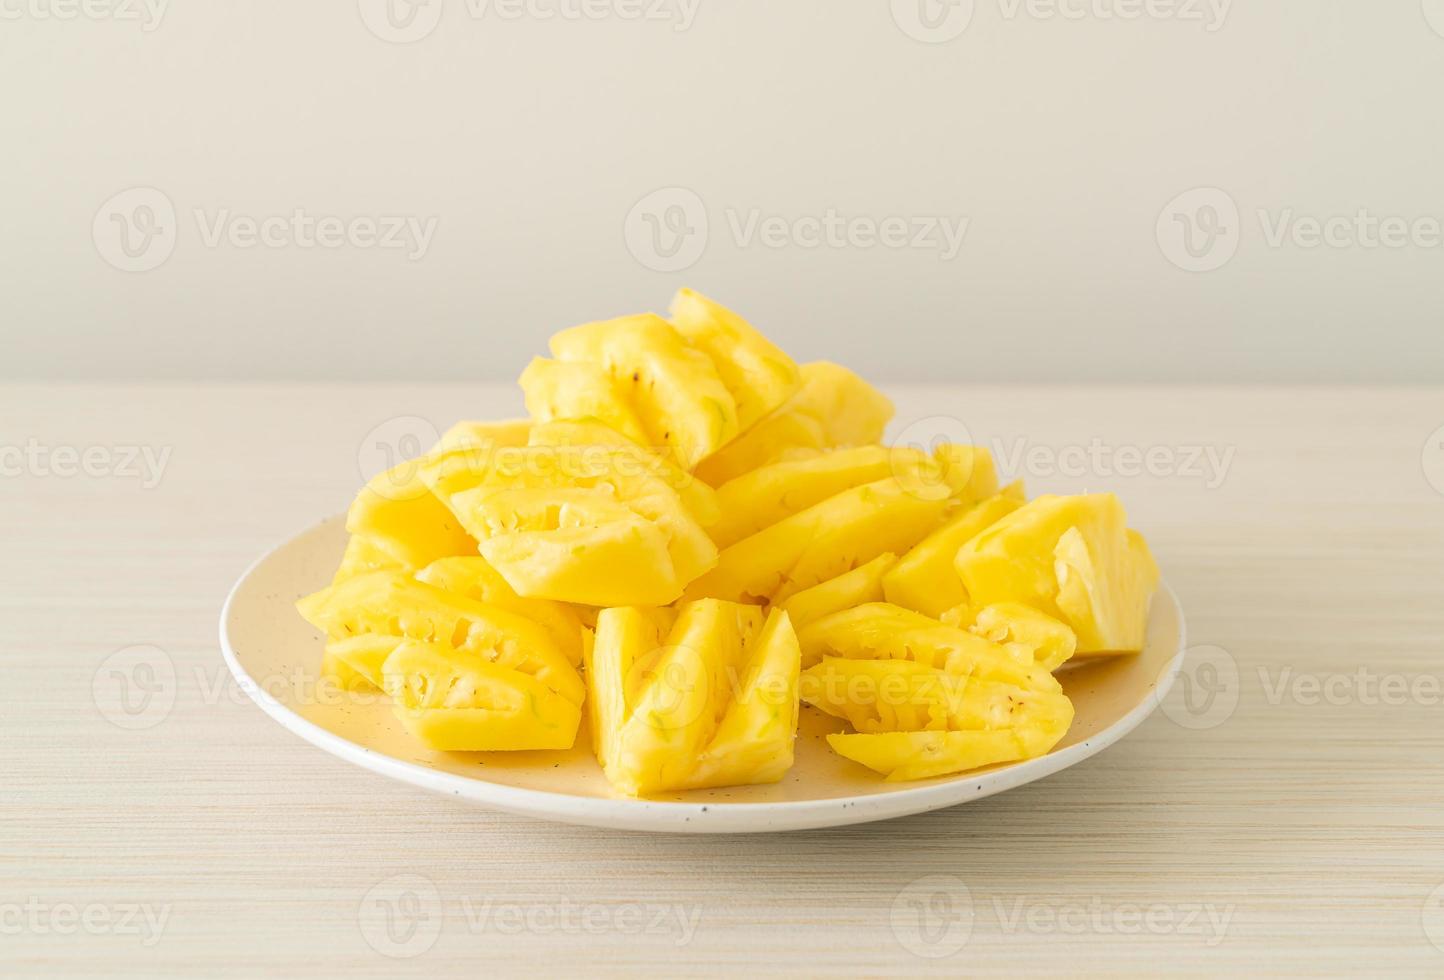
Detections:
[219, 516, 1187, 834]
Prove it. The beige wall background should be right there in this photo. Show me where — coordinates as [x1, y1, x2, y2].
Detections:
[4, 0, 1443, 383]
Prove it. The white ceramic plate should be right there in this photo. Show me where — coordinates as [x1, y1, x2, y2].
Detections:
[220, 517, 1186, 833]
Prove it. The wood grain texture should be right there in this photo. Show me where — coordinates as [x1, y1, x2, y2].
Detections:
[3, 383, 1443, 977]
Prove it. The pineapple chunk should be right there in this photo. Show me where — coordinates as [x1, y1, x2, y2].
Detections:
[548, 313, 739, 469]
[827, 729, 1068, 782]
[439, 445, 718, 607]
[954, 494, 1159, 654]
[382, 640, 582, 751]
[331, 534, 405, 585]
[801, 656, 1072, 738]
[779, 552, 897, 629]
[526, 418, 719, 529]
[588, 600, 800, 796]
[323, 634, 403, 690]
[695, 362, 894, 486]
[345, 459, 478, 572]
[795, 602, 1060, 694]
[296, 570, 584, 706]
[943, 601, 1077, 672]
[668, 288, 800, 431]
[519, 357, 651, 447]
[683, 477, 951, 605]
[415, 556, 585, 666]
[882, 483, 1025, 617]
[708, 445, 930, 549]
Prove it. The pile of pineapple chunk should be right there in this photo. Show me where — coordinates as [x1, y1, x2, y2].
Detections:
[297, 289, 1160, 795]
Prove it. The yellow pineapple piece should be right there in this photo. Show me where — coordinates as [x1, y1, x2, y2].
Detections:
[331, 534, 405, 585]
[943, 601, 1077, 672]
[827, 729, 1067, 782]
[882, 482, 1025, 617]
[323, 634, 403, 690]
[708, 446, 929, 549]
[438, 445, 718, 606]
[695, 362, 894, 486]
[548, 313, 740, 469]
[779, 552, 897, 629]
[798, 600, 1073, 781]
[345, 459, 478, 572]
[588, 600, 800, 796]
[296, 570, 584, 706]
[954, 493, 1159, 654]
[667, 288, 799, 431]
[519, 357, 651, 447]
[415, 556, 585, 666]
[382, 640, 582, 751]
[683, 477, 951, 605]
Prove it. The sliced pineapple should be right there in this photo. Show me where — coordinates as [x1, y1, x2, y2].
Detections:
[667, 288, 799, 431]
[694, 361, 894, 486]
[415, 556, 585, 666]
[345, 458, 478, 572]
[944, 601, 1077, 672]
[296, 570, 584, 706]
[779, 552, 897, 629]
[683, 477, 951, 605]
[882, 483, 1025, 617]
[708, 446, 929, 549]
[519, 357, 651, 447]
[827, 728, 1068, 782]
[588, 600, 800, 796]
[954, 493, 1159, 654]
[382, 640, 582, 751]
[548, 313, 740, 469]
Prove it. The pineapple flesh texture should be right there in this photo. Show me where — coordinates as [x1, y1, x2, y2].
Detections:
[435, 444, 718, 607]
[588, 600, 800, 796]
[954, 493, 1159, 654]
[882, 482, 1025, 618]
[943, 601, 1078, 673]
[686, 445, 993, 606]
[296, 569, 584, 707]
[667, 288, 800, 432]
[694, 362, 894, 487]
[382, 640, 582, 751]
[798, 601, 1073, 781]
[548, 313, 740, 470]
[779, 552, 898, 629]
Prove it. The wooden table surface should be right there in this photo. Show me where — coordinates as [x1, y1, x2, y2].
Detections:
[5, 382, 1443, 977]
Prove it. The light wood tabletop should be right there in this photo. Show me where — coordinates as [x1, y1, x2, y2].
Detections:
[5, 382, 1443, 977]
